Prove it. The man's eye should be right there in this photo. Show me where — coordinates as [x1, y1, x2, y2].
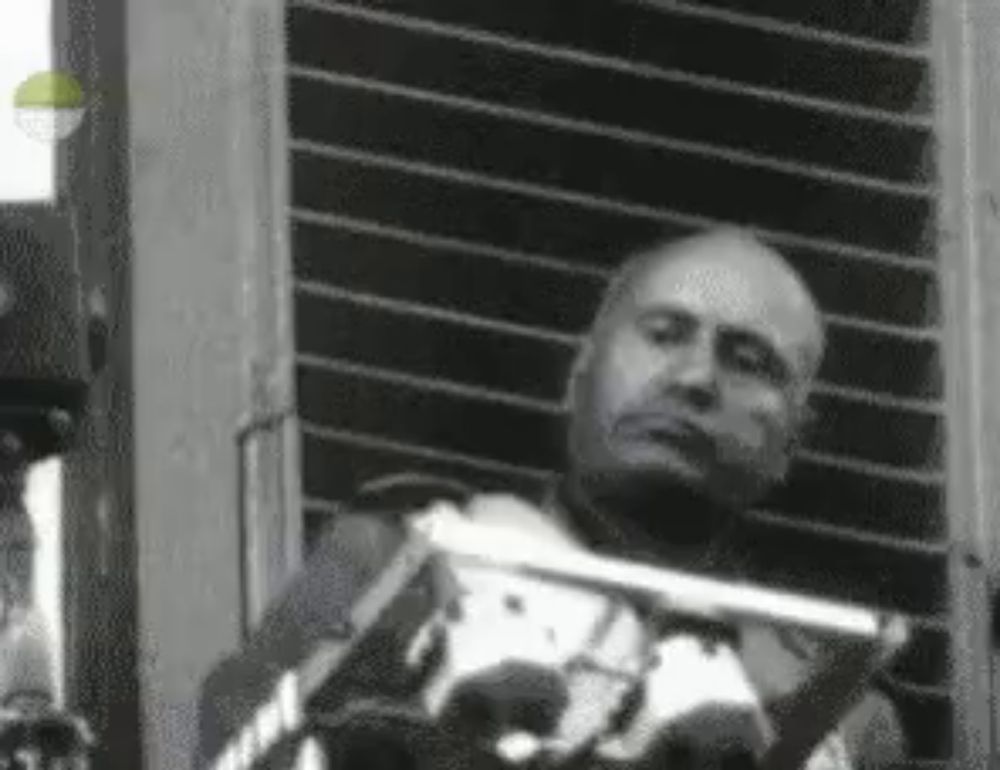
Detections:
[731, 344, 766, 371]
[639, 314, 689, 345]
[726, 340, 787, 383]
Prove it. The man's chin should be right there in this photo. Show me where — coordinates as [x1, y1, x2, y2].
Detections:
[580, 450, 711, 500]
[568, 458, 735, 554]
[615, 444, 709, 486]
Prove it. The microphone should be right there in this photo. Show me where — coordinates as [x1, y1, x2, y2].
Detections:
[0, 609, 93, 768]
[0, 609, 55, 711]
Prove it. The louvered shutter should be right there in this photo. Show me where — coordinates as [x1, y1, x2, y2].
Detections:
[285, 1, 951, 764]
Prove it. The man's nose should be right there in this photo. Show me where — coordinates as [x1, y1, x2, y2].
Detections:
[667, 337, 720, 410]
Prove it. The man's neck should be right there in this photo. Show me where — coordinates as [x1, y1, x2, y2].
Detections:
[549, 475, 744, 573]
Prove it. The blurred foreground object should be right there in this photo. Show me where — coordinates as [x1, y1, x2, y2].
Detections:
[0, 199, 98, 764]
[0, 691, 94, 770]
[0, 206, 93, 461]
[0, 582, 93, 769]
[0, 469, 94, 770]
[198, 504, 908, 770]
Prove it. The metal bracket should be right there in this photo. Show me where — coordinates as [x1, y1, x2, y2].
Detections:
[236, 406, 302, 640]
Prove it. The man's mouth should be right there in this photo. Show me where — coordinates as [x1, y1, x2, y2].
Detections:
[618, 414, 715, 456]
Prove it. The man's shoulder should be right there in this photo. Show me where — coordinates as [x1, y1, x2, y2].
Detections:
[738, 626, 906, 768]
[307, 472, 481, 562]
[346, 472, 554, 530]
[840, 688, 907, 769]
[314, 472, 549, 545]
[348, 471, 482, 514]
[305, 474, 558, 595]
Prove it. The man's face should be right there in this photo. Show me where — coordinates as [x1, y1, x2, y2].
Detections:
[567, 235, 823, 510]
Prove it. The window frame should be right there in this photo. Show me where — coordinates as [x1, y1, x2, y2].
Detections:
[936, 0, 1000, 762]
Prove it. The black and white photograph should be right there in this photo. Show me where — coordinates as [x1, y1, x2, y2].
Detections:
[0, 1, 993, 768]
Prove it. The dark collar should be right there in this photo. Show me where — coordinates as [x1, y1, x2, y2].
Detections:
[543, 476, 752, 578]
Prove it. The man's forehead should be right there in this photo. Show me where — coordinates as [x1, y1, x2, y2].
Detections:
[616, 233, 823, 366]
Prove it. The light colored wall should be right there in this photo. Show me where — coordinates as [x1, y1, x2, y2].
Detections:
[126, 0, 289, 766]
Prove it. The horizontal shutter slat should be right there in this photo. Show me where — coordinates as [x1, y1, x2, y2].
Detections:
[290, 77, 932, 253]
[292, 0, 930, 114]
[287, 14, 932, 183]
[291, 152, 933, 266]
[292, 214, 939, 328]
[683, 0, 928, 45]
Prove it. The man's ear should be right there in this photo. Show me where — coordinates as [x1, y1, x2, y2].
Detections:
[564, 339, 594, 412]
[786, 398, 818, 456]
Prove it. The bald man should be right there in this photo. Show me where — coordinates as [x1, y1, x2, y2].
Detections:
[548, 228, 905, 768]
